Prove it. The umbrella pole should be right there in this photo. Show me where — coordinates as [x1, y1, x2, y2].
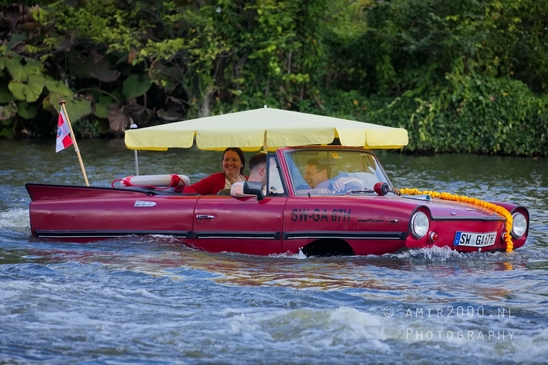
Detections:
[130, 122, 139, 175]
[134, 151, 139, 176]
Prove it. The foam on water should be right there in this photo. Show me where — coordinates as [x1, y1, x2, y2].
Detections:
[1, 143, 548, 364]
[0, 208, 30, 230]
[0, 250, 547, 364]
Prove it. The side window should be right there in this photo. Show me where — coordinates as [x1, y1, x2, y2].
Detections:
[267, 155, 285, 195]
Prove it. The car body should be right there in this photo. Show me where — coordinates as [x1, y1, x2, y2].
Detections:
[26, 146, 529, 256]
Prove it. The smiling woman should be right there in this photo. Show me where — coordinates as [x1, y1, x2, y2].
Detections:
[182, 147, 248, 195]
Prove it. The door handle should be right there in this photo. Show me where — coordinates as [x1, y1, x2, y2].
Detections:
[196, 214, 214, 219]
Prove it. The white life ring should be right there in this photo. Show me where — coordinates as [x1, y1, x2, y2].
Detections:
[113, 174, 191, 189]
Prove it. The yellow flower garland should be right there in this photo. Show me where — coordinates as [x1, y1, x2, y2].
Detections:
[398, 188, 513, 252]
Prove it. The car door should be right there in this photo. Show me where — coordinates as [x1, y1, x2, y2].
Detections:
[192, 154, 287, 255]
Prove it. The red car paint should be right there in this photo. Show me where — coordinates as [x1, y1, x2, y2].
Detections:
[26, 146, 529, 256]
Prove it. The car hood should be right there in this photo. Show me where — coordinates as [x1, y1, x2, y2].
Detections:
[396, 194, 504, 220]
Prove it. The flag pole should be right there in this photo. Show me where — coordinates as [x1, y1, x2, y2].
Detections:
[59, 100, 90, 186]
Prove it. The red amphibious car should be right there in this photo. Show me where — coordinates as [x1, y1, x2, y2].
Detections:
[26, 146, 529, 256]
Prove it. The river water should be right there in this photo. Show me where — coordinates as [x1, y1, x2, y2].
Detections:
[1, 139, 547, 364]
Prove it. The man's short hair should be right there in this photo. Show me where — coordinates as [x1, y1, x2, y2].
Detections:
[306, 157, 331, 178]
[249, 153, 267, 171]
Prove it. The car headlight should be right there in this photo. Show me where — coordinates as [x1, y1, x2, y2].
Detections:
[511, 212, 527, 238]
[411, 211, 429, 239]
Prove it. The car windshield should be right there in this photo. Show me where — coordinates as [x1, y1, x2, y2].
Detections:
[284, 149, 391, 196]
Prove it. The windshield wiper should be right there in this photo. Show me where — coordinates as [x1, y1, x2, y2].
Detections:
[345, 188, 375, 195]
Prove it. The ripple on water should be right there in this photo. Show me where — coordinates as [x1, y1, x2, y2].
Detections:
[1, 143, 548, 364]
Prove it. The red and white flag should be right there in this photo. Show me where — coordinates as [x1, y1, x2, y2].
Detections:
[56, 109, 73, 152]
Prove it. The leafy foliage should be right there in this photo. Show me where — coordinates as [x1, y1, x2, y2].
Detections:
[0, 0, 546, 155]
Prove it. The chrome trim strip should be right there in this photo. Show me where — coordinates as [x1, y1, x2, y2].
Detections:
[194, 231, 280, 240]
[35, 230, 191, 238]
[284, 231, 407, 240]
[431, 216, 504, 221]
[134, 201, 157, 207]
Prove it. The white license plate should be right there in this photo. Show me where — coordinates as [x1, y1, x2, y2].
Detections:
[453, 231, 497, 247]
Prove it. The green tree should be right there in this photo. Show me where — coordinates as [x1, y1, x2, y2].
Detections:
[0, 0, 546, 155]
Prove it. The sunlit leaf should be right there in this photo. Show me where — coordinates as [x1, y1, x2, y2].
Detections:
[122, 74, 152, 99]
[8, 74, 44, 102]
[5, 57, 24, 80]
[95, 95, 116, 119]
[45, 78, 73, 96]
[62, 98, 93, 122]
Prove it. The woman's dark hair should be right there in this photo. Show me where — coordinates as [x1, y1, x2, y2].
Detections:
[222, 147, 245, 174]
